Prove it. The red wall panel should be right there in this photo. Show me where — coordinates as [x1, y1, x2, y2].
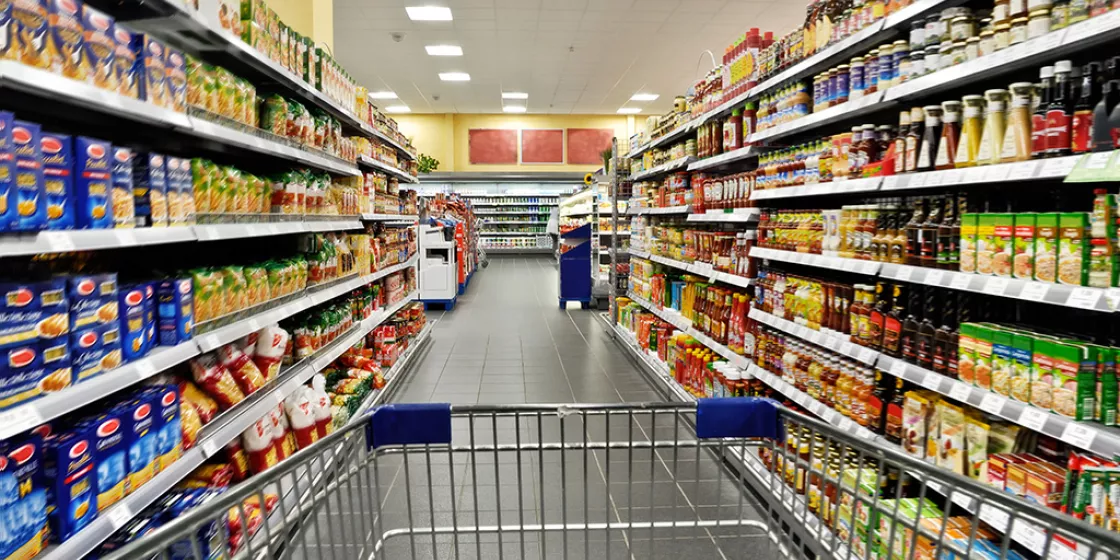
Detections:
[468, 129, 518, 164]
[566, 128, 614, 165]
[521, 129, 564, 163]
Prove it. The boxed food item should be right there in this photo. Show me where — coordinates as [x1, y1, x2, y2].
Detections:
[157, 278, 193, 346]
[80, 4, 114, 90]
[165, 47, 187, 113]
[132, 152, 168, 227]
[1034, 212, 1060, 283]
[44, 426, 98, 540]
[901, 391, 929, 459]
[111, 24, 138, 98]
[0, 112, 13, 230]
[964, 416, 989, 481]
[1012, 213, 1036, 279]
[110, 146, 135, 229]
[164, 156, 183, 226]
[140, 282, 155, 355]
[991, 327, 1013, 396]
[148, 385, 182, 472]
[12, 0, 49, 70]
[0, 279, 68, 350]
[40, 132, 74, 230]
[67, 272, 116, 331]
[130, 33, 167, 107]
[118, 391, 159, 493]
[1052, 341, 1095, 420]
[1058, 212, 1089, 286]
[1100, 347, 1118, 426]
[118, 284, 147, 361]
[73, 136, 112, 229]
[991, 213, 1014, 277]
[1030, 337, 1055, 410]
[0, 339, 66, 409]
[12, 120, 46, 231]
[972, 324, 994, 390]
[80, 410, 127, 511]
[46, 0, 86, 80]
[70, 323, 103, 382]
[937, 402, 966, 475]
[1025, 468, 1066, 510]
[1009, 333, 1033, 403]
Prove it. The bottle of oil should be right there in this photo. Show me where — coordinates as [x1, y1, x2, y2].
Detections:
[916, 287, 938, 370]
[933, 290, 959, 378]
[866, 370, 891, 434]
[899, 287, 922, 365]
[881, 284, 905, 358]
[884, 377, 906, 444]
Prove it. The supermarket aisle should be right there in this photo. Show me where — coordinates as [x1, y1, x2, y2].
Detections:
[299, 256, 771, 560]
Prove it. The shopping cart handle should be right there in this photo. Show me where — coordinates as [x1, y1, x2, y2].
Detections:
[696, 398, 780, 440]
[365, 403, 452, 450]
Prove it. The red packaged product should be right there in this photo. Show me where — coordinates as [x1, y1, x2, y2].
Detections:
[225, 441, 250, 481]
[339, 353, 375, 370]
[190, 353, 247, 410]
[240, 417, 278, 474]
[217, 344, 266, 395]
[179, 379, 219, 423]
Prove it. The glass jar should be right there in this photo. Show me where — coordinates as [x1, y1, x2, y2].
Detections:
[835, 64, 851, 104]
[937, 100, 962, 169]
[1009, 0, 1028, 18]
[1001, 82, 1034, 162]
[957, 94, 986, 167]
[865, 50, 880, 93]
[949, 41, 966, 65]
[978, 29, 997, 56]
[964, 37, 980, 60]
[1069, 0, 1089, 24]
[1028, 0, 1053, 8]
[1009, 17, 1029, 45]
[924, 45, 941, 73]
[878, 43, 895, 86]
[897, 54, 911, 83]
[950, 15, 977, 40]
[938, 42, 955, 70]
[909, 21, 926, 50]
[994, 22, 1012, 49]
[993, 0, 1011, 20]
[851, 57, 866, 99]
[910, 51, 925, 78]
[978, 89, 1009, 165]
[1050, 0, 1070, 28]
[891, 40, 909, 86]
[924, 15, 942, 46]
[1090, 0, 1109, 16]
[1028, 8, 1051, 37]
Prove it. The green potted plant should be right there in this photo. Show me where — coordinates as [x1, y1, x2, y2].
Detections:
[418, 153, 440, 174]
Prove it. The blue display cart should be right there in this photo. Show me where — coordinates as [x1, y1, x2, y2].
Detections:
[559, 224, 592, 309]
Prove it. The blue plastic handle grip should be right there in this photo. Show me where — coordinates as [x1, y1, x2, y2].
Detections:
[366, 403, 452, 450]
[695, 398, 780, 440]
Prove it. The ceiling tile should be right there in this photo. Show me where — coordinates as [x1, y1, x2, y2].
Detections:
[538, 19, 580, 31]
[632, 0, 680, 9]
[453, 8, 496, 20]
[629, 10, 671, 22]
[540, 9, 584, 21]
[453, 19, 498, 30]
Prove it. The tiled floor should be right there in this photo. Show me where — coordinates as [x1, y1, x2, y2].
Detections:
[290, 257, 773, 559]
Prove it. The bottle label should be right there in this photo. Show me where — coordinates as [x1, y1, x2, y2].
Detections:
[1072, 110, 1092, 153]
[1000, 116, 1024, 161]
[1031, 113, 1048, 156]
[955, 127, 972, 165]
[1046, 110, 1071, 152]
[935, 133, 953, 167]
[885, 402, 903, 440]
[883, 317, 902, 352]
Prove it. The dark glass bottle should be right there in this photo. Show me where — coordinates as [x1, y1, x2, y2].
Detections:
[920, 196, 942, 269]
[905, 198, 926, 267]
[868, 282, 890, 350]
[900, 287, 921, 365]
[1092, 57, 1120, 151]
[866, 370, 891, 435]
[1073, 62, 1102, 154]
[904, 107, 924, 173]
[951, 194, 966, 268]
[916, 288, 937, 370]
[933, 291, 958, 378]
[1046, 60, 1075, 157]
[937, 194, 957, 270]
[884, 377, 906, 444]
[882, 284, 905, 357]
[1033, 66, 1054, 158]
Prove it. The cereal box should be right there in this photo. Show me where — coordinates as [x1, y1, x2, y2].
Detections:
[12, 0, 49, 69]
[73, 136, 111, 229]
[118, 284, 146, 362]
[46, 0, 86, 81]
[148, 385, 181, 471]
[111, 146, 134, 229]
[131, 33, 167, 107]
[40, 132, 74, 230]
[1058, 213, 1089, 286]
[165, 47, 187, 112]
[132, 152, 167, 227]
[118, 391, 158, 493]
[0, 112, 14, 230]
[80, 411, 127, 511]
[157, 278, 193, 346]
[80, 4, 115, 91]
[1034, 212, 1060, 283]
[111, 23, 138, 98]
[44, 427, 98, 540]
[12, 120, 46, 231]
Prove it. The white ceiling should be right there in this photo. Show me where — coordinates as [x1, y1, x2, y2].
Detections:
[332, 0, 806, 115]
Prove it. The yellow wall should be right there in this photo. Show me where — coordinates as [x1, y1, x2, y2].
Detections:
[269, 0, 333, 51]
[394, 114, 639, 172]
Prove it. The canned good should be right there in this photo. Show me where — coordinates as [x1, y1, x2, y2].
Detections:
[1028, 8, 1051, 37]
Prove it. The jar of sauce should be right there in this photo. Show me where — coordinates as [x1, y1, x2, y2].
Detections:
[1028, 8, 1051, 38]
[957, 94, 986, 167]
[910, 51, 925, 79]
[725, 108, 743, 151]
[950, 41, 968, 65]
[1002, 82, 1034, 162]
[965, 37, 980, 61]
[1069, 0, 1089, 24]
[938, 42, 955, 71]
[836, 64, 851, 104]
[1050, 0, 1070, 28]
[865, 49, 880, 93]
[917, 105, 943, 171]
[924, 16, 941, 47]
[890, 40, 909, 87]
[851, 57, 866, 99]
[950, 15, 977, 40]
[993, 0, 1011, 21]
[978, 29, 996, 56]
[994, 21, 1012, 50]
[1009, 17, 1029, 45]
[924, 45, 941, 73]
[937, 100, 962, 169]
[1009, 0, 1028, 18]
[909, 21, 925, 50]
[978, 89, 1009, 165]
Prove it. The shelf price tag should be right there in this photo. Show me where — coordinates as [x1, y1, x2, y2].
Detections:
[107, 503, 134, 530]
[983, 165, 1011, 182]
[1007, 161, 1039, 180]
[201, 439, 221, 458]
[979, 393, 1006, 415]
[1066, 287, 1103, 310]
[860, 262, 878, 275]
[882, 176, 900, 190]
[908, 174, 928, 189]
[1018, 407, 1050, 432]
[924, 270, 944, 286]
[894, 266, 913, 282]
[1060, 422, 1097, 449]
[921, 372, 942, 390]
[950, 274, 973, 291]
[0, 406, 44, 438]
[43, 232, 76, 252]
[840, 341, 856, 355]
[889, 359, 908, 376]
[983, 277, 1009, 296]
[858, 348, 877, 364]
[1040, 155, 1080, 177]
[949, 383, 973, 403]
[1019, 283, 1050, 302]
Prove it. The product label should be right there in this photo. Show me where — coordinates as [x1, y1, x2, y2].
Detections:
[1072, 110, 1092, 153]
[1032, 113, 1048, 157]
[1046, 110, 1071, 153]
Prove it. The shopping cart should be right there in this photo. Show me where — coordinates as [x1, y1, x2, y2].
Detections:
[105, 400, 1120, 560]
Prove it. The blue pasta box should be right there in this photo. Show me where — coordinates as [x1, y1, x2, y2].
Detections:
[141, 282, 155, 355]
[11, 0, 48, 71]
[0, 112, 14, 231]
[101, 323, 121, 373]
[130, 33, 167, 107]
[69, 325, 103, 383]
[78, 411, 126, 511]
[117, 285, 145, 362]
[80, 4, 115, 91]
[132, 153, 167, 227]
[165, 47, 186, 113]
[0, 279, 68, 352]
[43, 426, 98, 541]
[46, 0, 84, 81]
[0, 1, 11, 61]
[40, 132, 74, 230]
[111, 24, 138, 99]
[12, 121, 45, 232]
[73, 136, 111, 229]
[111, 146, 134, 229]
[157, 278, 192, 346]
[0, 447, 47, 560]
[0, 342, 54, 410]
[0, 433, 45, 499]
[66, 272, 117, 331]
[146, 385, 180, 472]
[164, 156, 187, 227]
[117, 392, 157, 493]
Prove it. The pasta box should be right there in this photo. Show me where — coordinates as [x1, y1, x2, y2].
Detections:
[12, 120, 46, 231]
[132, 152, 167, 227]
[70, 323, 104, 382]
[101, 323, 121, 372]
[11, 0, 49, 71]
[0, 433, 45, 499]
[111, 146, 133, 228]
[77, 411, 126, 511]
[157, 278, 192, 346]
[40, 132, 74, 230]
[73, 136, 112, 229]
[115, 391, 158, 493]
[43, 426, 98, 540]
[1025, 469, 1066, 510]
[141, 281, 155, 355]
[165, 47, 186, 113]
[46, 0, 85, 81]
[0, 433, 51, 557]
[111, 24, 138, 99]
[118, 284, 146, 362]
[0, 340, 60, 411]
[0, 279, 68, 351]
[145, 385, 181, 472]
[0, 112, 13, 230]
[130, 33, 167, 107]
[66, 272, 117, 331]
[80, 4, 114, 91]
[0, 2, 10, 61]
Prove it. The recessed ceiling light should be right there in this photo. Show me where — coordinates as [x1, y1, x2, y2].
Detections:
[630, 93, 659, 101]
[425, 44, 462, 56]
[369, 91, 398, 99]
[385, 105, 411, 113]
[406, 6, 452, 20]
[502, 92, 529, 99]
[439, 72, 471, 81]
[503, 105, 527, 113]
[617, 107, 642, 114]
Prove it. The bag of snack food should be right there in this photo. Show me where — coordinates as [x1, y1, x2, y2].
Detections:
[190, 353, 247, 410]
[225, 441, 250, 481]
[216, 343, 266, 395]
[179, 398, 202, 450]
[178, 379, 220, 423]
